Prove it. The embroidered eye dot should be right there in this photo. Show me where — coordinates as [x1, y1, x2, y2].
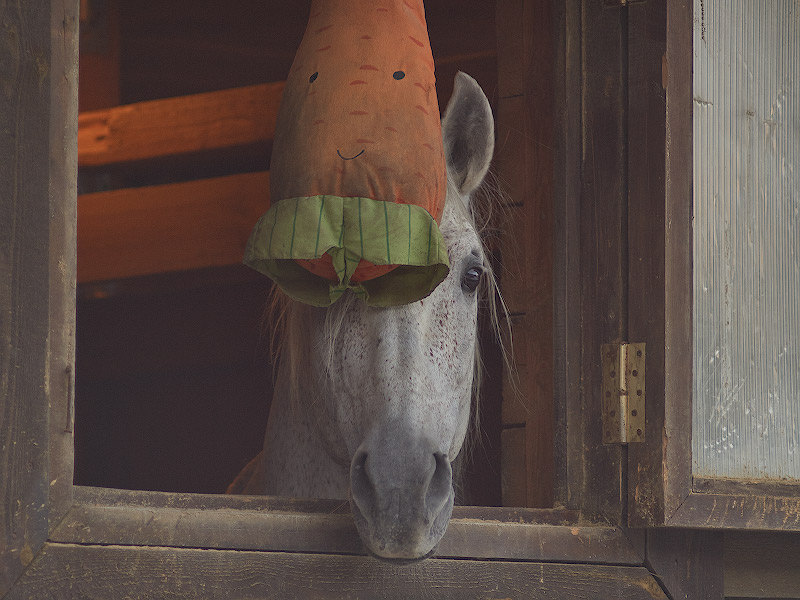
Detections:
[393, 71, 405, 80]
[309, 72, 319, 83]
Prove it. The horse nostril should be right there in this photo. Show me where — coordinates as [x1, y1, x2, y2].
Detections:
[353, 449, 368, 473]
[350, 449, 376, 517]
[425, 452, 452, 518]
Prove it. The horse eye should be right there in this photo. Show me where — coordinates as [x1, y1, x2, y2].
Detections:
[309, 72, 319, 83]
[461, 266, 483, 293]
[393, 70, 405, 80]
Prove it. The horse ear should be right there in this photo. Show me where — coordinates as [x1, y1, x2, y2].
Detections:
[441, 72, 495, 198]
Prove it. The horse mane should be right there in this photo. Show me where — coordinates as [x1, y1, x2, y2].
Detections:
[262, 173, 512, 497]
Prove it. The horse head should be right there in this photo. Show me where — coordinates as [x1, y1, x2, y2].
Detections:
[234, 71, 497, 563]
[315, 72, 495, 560]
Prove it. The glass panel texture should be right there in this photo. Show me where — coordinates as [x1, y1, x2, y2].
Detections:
[693, 0, 800, 480]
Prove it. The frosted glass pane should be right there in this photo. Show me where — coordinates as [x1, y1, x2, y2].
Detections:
[692, 0, 800, 480]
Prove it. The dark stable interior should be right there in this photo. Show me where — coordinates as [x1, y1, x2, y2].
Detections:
[74, 0, 503, 504]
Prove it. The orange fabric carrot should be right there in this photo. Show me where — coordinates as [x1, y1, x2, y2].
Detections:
[244, 0, 449, 306]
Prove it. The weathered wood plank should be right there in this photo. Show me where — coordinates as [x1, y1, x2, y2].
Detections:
[500, 426, 528, 506]
[646, 529, 724, 600]
[668, 492, 800, 530]
[74, 485, 351, 512]
[47, 0, 80, 530]
[724, 531, 800, 598]
[51, 503, 364, 555]
[70, 486, 577, 524]
[0, 1, 68, 594]
[50, 502, 642, 565]
[493, 94, 526, 209]
[53, 487, 642, 565]
[658, 0, 696, 526]
[77, 82, 285, 166]
[552, 0, 583, 510]
[440, 520, 643, 565]
[626, 0, 695, 529]
[498, 310, 554, 508]
[575, 0, 628, 524]
[500, 313, 528, 425]
[77, 171, 269, 282]
[626, 0, 670, 528]
[8, 543, 668, 600]
[693, 477, 800, 499]
[494, 0, 555, 510]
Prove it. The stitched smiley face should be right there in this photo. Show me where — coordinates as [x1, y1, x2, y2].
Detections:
[271, 1, 445, 221]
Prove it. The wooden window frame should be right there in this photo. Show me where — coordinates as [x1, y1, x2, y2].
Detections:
[627, 0, 800, 530]
[2, 0, 727, 597]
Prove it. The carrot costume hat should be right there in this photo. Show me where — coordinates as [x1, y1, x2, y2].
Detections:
[243, 0, 449, 307]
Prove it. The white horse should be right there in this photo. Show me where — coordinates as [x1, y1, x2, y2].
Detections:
[230, 72, 498, 562]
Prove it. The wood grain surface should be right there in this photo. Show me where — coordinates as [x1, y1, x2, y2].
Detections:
[50, 487, 642, 565]
[78, 82, 285, 167]
[77, 171, 270, 282]
[8, 543, 668, 600]
[0, 0, 74, 594]
[494, 0, 556, 509]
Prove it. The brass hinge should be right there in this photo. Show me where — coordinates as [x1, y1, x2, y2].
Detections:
[601, 342, 645, 444]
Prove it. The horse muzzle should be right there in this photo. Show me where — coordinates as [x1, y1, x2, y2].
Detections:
[349, 434, 454, 561]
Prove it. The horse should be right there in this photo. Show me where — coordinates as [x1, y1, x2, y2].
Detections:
[229, 71, 499, 562]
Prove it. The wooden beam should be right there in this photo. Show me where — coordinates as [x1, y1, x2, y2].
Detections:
[12, 543, 669, 599]
[48, 0, 80, 531]
[0, 0, 79, 593]
[667, 492, 800, 530]
[46, 487, 646, 565]
[52, 502, 642, 564]
[77, 171, 269, 282]
[626, 0, 694, 529]
[552, 0, 583, 510]
[78, 82, 284, 167]
[574, 0, 628, 525]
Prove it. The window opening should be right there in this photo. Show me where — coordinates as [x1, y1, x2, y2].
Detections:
[74, 0, 556, 513]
